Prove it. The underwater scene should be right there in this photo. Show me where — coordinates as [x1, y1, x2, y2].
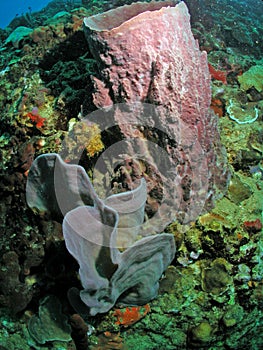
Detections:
[0, 0, 262, 349]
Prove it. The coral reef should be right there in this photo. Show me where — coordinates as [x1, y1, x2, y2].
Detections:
[0, 0, 262, 349]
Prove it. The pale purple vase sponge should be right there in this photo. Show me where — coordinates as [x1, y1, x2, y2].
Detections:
[26, 153, 176, 315]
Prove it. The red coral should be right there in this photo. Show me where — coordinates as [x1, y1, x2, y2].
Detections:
[27, 109, 46, 128]
[113, 304, 150, 327]
[243, 219, 262, 233]
[208, 63, 227, 85]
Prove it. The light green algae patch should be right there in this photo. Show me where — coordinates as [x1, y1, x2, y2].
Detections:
[238, 65, 263, 92]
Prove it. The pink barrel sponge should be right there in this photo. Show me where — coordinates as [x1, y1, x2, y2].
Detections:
[83, 1, 230, 228]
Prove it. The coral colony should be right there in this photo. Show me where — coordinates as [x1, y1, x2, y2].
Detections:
[0, 0, 262, 348]
[26, 1, 229, 315]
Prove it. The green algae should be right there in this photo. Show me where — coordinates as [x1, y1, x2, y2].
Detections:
[238, 65, 263, 92]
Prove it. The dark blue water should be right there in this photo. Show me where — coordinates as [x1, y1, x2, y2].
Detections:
[0, 0, 52, 28]
[1, 0, 263, 29]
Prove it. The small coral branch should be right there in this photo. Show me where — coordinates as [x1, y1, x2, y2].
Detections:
[227, 99, 259, 124]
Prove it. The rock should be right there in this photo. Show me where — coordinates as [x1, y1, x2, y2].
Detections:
[201, 258, 233, 296]
[188, 321, 214, 346]
[222, 304, 244, 327]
